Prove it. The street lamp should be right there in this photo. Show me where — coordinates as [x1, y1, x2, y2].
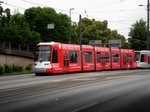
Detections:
[69, 8, 74, 44]
[139, 0, 150, 50]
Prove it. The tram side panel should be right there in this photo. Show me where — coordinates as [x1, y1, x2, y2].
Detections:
[68, 44, 81, 72]
[61, 44, 82, 73]
[82, 45, 94, 71]
[136, 51, 150, 68]
[51, 44, 64, 74]
[95, 47, 111, 71]
[129, 50, 137, 69]
[111, 48, 121, 70]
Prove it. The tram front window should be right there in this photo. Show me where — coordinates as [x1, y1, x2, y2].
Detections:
[135, 52, 140, 61]
[34, 45, 51, 62]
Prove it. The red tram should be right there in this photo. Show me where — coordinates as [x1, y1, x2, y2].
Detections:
[32, 42, 137, 75]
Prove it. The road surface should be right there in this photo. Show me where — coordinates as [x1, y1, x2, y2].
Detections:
[0, 69, 150, 112]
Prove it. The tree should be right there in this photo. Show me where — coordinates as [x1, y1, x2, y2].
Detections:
[54, 12, 70, 43]
[128, 19, 147, 50]
[0, 6, 126, 49]
[0, 7, 12, 43]
[10, 13, 41, 48]
[73, 17, 126, 46]
[78, 18, 108, 44]
[0, 9, 41, 49]
[0, 6, 3, 16]
[71, 22, 79, 44]
[110, 30, 126, 47]
[24, 7, 70, 43]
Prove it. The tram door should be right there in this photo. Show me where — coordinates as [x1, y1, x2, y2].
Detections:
[122, 55, 126, 69]
[101, 53, 108, 70]
[63, 52, 69, 72]
[97, 52, 107, 70]
[148, 56, 150, 64]
[122, 54, 128, 69]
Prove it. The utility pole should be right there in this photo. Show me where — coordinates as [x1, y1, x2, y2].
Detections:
[139, 0, 150, 50]
[69, 8, 74, 44]
[79, 15, 82, 46]
[147, 0, 149, 50]
[79, 15, 83, 71]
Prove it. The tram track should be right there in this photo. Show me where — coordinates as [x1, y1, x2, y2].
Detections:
[0, 69, 150, 105]
[0, 78, 107, 105]
[0, 70, 150, 112]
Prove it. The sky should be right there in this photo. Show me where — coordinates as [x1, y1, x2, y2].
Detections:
[0, 0, 147, 39]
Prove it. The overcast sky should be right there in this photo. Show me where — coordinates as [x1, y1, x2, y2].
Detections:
[1, 0, 147, 39]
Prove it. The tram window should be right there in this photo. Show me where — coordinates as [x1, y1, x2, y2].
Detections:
[126, 54, 129, 62]
[52, 50, 58, 63]
[105, 53, 109, 62]
[140, 54, 144, 62]
[113, 53, 119, 62]
[69, 51, 78, 63]
[128, 55, 132, 64]
[135, 52, 140, 61]
[148, 56, 150, 64]
[84, 52, 92, 62]
[128, 56, 132, 62]
[141, 54, 148, 62]
[64, 53, 68, 59]
[97, 52, 101, 62]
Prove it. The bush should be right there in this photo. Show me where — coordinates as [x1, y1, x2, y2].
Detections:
[3, 64, 23, 73]
[4, 64, 12, 73]
[17, 66, 23, 72]
[11, 64, 23, 72]
[26, 64, 32, 71]
[0, 65, 4, 74]
[0, 64, 25, 74]
[12, 64, 18, 72]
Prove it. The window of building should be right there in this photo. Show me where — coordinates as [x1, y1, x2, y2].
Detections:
[84, 52, 92, 62]
[69, 51, 78, 63]
[52, 49, 58, 63]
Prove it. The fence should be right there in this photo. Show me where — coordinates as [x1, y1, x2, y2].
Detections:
[0, 42, 34, 59]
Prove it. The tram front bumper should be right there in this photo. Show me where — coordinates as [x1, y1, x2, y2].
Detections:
[32, 67, 46, 73]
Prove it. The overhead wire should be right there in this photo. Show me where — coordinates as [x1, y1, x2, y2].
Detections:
[22, 0, 46, 7]
[2, 2, 26, 10]
[86, 0, 126, 10]
[1, 0, 135, 38]
[21, 0, 68, 13]
[88, 8, 144, 13]
[26, 0, 133, 26]
[2, 0, 136, 27]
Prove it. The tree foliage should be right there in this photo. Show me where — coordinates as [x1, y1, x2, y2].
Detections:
[0, 6, 127, 50]
[128, 19, 147, 50]
[0, 6, 41, 49]
[24, 7, 70, 43]
[74, 18, 126, 47]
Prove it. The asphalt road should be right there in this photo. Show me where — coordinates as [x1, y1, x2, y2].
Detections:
[0, 69, 150, 112]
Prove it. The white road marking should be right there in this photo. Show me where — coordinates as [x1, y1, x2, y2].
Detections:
[72, 102, 99, 112]
[71, 78, 98, 81]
